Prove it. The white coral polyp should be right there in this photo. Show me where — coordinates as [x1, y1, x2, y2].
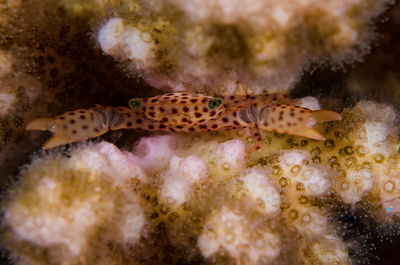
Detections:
[296, 96, 321, 111]
[160, 155, 207, 206]
[215, 139, 245, 173]
[120, 28, 154, 63]
[98, 17, 155, 68]
[338, 168, 373, 204]
[364, 121, 389, 146]
[308, 234, 350, 263]
[70, 142, 147, 184]
[299, 166, 330, 196]
[198, 207, 280, 264]
[5, 178, 107, 257]
[127, 135, 180, 175]
[279, 150, 307, 168]
[354, 100, 398, 153]
[279, 151, 330, 196]
[241, 168, 281, 216]
[98, 17, 125, 55]
[295, 209, 329, 238]
[118, 204, 146, 244]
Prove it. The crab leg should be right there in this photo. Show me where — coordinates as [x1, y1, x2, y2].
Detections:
[246, 127, 264, 153]
[222, 93, 296, 111]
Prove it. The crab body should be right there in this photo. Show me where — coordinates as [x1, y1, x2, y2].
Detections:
[128, 92, 225, 126]
[27, 92, 341, 151]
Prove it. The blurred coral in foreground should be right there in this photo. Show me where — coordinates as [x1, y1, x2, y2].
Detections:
[2, 98, 400, 264]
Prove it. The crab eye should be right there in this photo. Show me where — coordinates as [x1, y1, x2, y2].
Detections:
[208, 98, 223, 110]
[128, 98, 142, 109]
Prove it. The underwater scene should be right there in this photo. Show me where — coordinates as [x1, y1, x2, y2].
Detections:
[1, 0, 400, 264]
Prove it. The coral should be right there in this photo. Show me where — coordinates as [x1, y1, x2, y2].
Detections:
[3, 96, 400, 264]
[159, 155, 208, 206]
[2, 142, 146, 264]
[95, 0, 393, 94]
[197, 207, 281, 264]
[1, 0, 400, 264]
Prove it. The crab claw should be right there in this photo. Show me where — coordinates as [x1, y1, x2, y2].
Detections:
[310, 110, 341, 123]
[26, 108, 110, 149]
[27, 117, 76, 149]
[257, 104, 341, 141]
[301, 110, 342, 140]
[26, 117, 56, 132]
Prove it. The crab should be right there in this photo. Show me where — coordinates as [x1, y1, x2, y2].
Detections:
[26, 92, 341, 152]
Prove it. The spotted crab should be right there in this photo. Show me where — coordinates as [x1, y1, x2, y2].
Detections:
[27, 92, 341, 152]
